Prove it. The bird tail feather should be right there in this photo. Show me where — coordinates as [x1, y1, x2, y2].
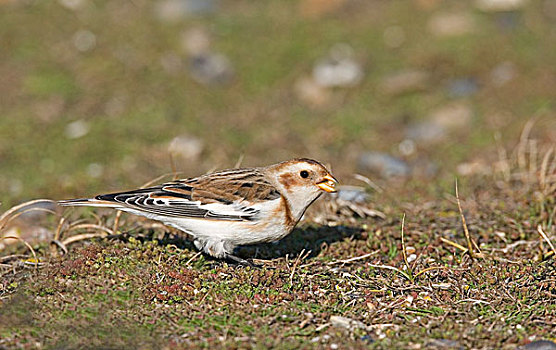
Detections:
[58, 198, 119, 208]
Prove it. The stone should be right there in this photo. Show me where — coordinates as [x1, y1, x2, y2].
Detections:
[429, 102, 473, 130]
[330, 315, 367, 331]
[519, 340, 556, 350]
[188, 52, 233, 86]
[425, 339, 463, 349]
[428, 12, 475, 37]
[406, 102, 472, 145]
[65, 119, 90, 139]
[331, 186, 370, 203]
[457, 161, 491, 176]
[358, 152, 411, 178]
[155, 0, 216, 22]
[446, 78, 479, 97]
[58, 0, 85, 10]
[398, 139, 416, 156]
[294, 76, 333, 108]
[313, 44, 363, 88]
[406, 122, 446, 144]
[73, 30, 96, 52]
[475, 0, 528, 12]
[87, 163, 104, 178]
[490, 61, 516, 86]
[181, 28, 211, 56]
[411, 158, 439, 178]
[168, 135, 204, 162]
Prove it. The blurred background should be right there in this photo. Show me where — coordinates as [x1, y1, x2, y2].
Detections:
[1, 0, 555, 208]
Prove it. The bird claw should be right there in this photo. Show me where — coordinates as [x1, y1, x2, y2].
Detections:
[225, 253, 261, 268]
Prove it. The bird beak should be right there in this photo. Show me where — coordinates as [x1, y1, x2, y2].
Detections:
[317, 174, 338, 193]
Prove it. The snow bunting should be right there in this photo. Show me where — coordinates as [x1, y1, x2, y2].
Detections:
[59, 158, 338, 263]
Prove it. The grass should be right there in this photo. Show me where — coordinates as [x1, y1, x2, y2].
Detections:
[1, 133, 554, 348]
[1, 0, 556, 348]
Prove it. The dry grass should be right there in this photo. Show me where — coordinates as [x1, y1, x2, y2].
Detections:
[1, 127, 555, 348]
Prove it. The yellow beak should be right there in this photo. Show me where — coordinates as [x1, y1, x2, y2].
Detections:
[316, 174, 339, 193]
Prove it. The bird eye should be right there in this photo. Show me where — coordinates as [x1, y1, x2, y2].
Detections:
[300, 170, 309, 178]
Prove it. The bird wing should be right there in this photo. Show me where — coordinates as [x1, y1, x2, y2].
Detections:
[69, 169, 282, 221]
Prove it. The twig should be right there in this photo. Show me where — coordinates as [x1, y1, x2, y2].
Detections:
[0, 199, 56, 231]
[0, 236, 39, 272]
[456, 299, 491, 305]
[400, 213, 410, 273]
[529, 139, 538, 179]
[490, 240, 534, 254]
[185, 251, 202, 266]
[234, 154, 245, 168]
[66, 224, 113, 235]
[539, 147, 554, 192]
[353, 174, 383, 193]
[327, 250, 379, 265]
[517, 118, 536, 175]
[537, 225, 556, 258]
[140, 171, 183, 189]
[51, 239, 68, 255]
[0, 254, 28, 263]
[113, 211, 123, 235]
[455, 179, 482, 259]
[62, 232, 108, 246]
[289, 249, 310, 286]
[494, 131, 510, 182]
[413, 266, 447, 279]
[440, 237, 468, 253]
[54, 216, 66, 242]
[368, 263, 411, 281]
[169, 153, 178, 180]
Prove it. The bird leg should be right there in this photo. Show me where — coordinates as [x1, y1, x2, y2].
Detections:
[225, 253, 261, 268]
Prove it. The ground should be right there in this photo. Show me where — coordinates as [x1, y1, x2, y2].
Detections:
[0, 0, 555, 349]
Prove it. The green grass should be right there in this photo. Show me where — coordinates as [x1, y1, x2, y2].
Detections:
[1, 0, 556, 348]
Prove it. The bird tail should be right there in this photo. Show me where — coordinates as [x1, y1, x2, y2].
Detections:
[58, 198, 119, 208]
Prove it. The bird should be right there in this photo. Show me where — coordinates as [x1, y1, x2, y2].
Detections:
[59, 158, 338, 264]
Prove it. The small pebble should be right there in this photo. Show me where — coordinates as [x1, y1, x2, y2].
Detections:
[519, 340, 556, 350]
[313, 44, 363, 88]
[475, 0, 528, 12]
[330, 315, 367, 330]
[65, 119, 90, 139]
[429, 102, 473, 130]
[73, 30, 96, 52]
[86, 163, 104, 178]
[294, 76, 333, 108]
[181, 27, 211, 55]
[58, 0, 85, 10]
[155, 0, 216, 22]
[428, 12, 475, 37]
[168, 135, 204, 162]
[446, 78, 479, 97]
[490, 61, 516, 86]
[188, 52, 234, 86]
[406, 122, 446, 145]
[331, 186, 369, 203]
[425, 338, 463, 349]
[357, 152, 411, 178]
